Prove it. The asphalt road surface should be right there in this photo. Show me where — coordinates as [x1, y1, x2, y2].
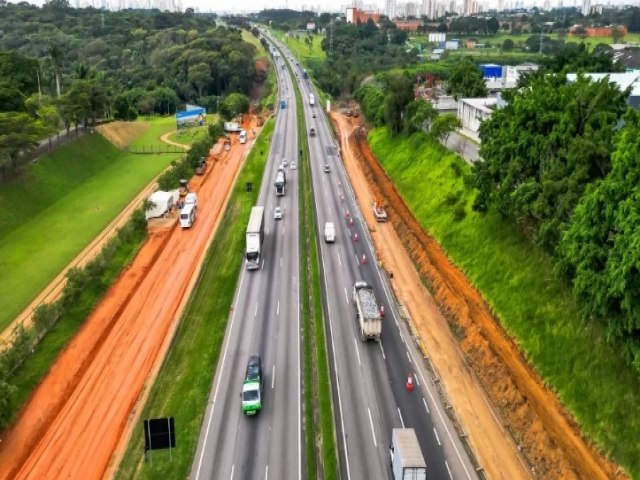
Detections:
[276, 39, 480, 480]
[190, 44, 302, 480]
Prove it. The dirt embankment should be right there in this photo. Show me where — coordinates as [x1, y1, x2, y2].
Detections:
[96, 121, 150, 149]
[333, 113, 625, 480]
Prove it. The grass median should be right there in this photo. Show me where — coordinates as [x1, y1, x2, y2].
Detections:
[289, 48, 339, 479]
[116, 118, 274, 480]
[368, 127, 640, 478]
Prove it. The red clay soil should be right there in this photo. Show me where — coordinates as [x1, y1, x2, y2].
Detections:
[0, 117, 260, 480]
[331, 112, 626, 480]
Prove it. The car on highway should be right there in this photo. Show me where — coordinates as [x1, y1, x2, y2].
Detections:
[324, 164, 331, 173]
[290, 161, 297, 170]
[282, 158, 289, 168]
[312, 113, 316, 118]
[242, 355, 263, 416]
[274, 206, 283, 220]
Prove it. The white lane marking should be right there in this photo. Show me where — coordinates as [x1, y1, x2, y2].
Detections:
[338, 253, 342, 266]
[379, 341, 386, 360]
[195, 271, 245, 479]
[261, 259, 265, 270]
[423, 397, 430, 414]
[265, 464, 269, 480]
[367, 408, 377, 448]
[354, 254, 359, 264]
[406, 351, 411, 363]
[266, 227, 269, 236]
[434, 427, 441, 446]
[353, 338, 361, 366]
[344, 287, 349, 303]
[272, 365, 275, 389]
[230, 464, 235, 480]
[282, 226, 285, 235]
[398, 408, 405, 428]
[277, 301, 280, 316]
[445, 461, 453, 480]
[414, 373, 420, 387]
[280, 257, 283, 268]
[254, 303, 259, 317]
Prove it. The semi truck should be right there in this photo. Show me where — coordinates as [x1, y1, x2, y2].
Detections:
[275, 167, 287, 196]
[352, 281, 382, 341]
[309, 93, 315, 106]
[390, 428, 427, 480]
[242, 355, 263, 415]
[245, 206, 265, 270]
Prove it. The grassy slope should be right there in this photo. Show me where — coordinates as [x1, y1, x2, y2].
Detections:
[241, 29, 268, 59]
[368, 127, 640, 477]
[272, 31, 326, 69]
[0, 118, 180, 331]
[116, 118, 274, 480]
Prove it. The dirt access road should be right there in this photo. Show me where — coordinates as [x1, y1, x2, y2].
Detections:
[332, 112, 624, 480]
[0, 117, 260, 480]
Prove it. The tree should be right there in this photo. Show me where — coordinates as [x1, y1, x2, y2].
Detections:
[558, 109, 640, 371]
[487, 17, 500, 35]
[473, 74, 628, 252]
[502, 38, 514, 51]
[404, 99, 436, 133]
[430, 113, 460, 144]
[188, 62, 211, 97]
[382, 73, 414, 136]
[446, 57, 487, 100]
[219, 92, 249, 119]
[541, 42, 623, 73]
[0, 112, 41, 176]
[611, 26, 625, 43]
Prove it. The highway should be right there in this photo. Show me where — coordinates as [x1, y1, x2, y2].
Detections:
[189, 43, 302, 480]
[276, 38, 479, 480]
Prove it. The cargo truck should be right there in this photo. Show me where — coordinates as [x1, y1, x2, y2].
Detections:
[275, 167, 287, 196]
[224, 121, 242, 132]
[309, 93, 315, 106]
[242, 355, 263, 415]
[390, 428, 427, 480]
[353, 281, 382, 341]
[324, 222, 335, 243]
[245, 206, 265, 270]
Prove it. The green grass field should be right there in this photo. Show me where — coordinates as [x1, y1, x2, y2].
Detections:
[115, 118, 274, 480]
[368, 127, 640, 477]
[242, 29, 268, 59]
[129, 116, 178, 149]
[168, 124, 211, 146]
[0, 126, 180, 332]
[272, 30, 326, 70]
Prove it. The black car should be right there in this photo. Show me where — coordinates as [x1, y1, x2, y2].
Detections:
[245, 354, 262, 382]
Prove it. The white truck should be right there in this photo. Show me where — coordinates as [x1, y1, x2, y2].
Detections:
[275, 167, 287, 196]
[224, 121, 242, 132]
[390, 428, 427, 480]
[245, 206, 265, 270]
[239, 130, 247, 144]
[145, 191, 176, 220]
[324, 222, 335, 243]
[352, 281, 382, 341]
[309, 93, 315, 106]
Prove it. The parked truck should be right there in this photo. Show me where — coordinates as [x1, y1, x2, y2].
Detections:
[390, 428, 427, 480]
[224, 121, 242, 133]
[352, 281, 382, 341]
[373, 199, 388, 222]
[245, 206, 265, 270]
[309, 93, 315, 106]
[275, 167, 287, 196]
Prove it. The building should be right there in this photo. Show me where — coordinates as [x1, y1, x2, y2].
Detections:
[567, 72, 640, 108]
[346, 7, 382, 24]
[457, 97, 499, 141]
[405, 1, 418, 16]
[568, 25, 627, 37]
[385, 0, 397, 19]
[581, 0, 591, 15]
[394, 19, 422, 31]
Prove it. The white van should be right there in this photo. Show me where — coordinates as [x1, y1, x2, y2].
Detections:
[185, 192, 198, 208]
[179, 203, 196, 228]
[239, 130, 247, 144]
[324, 222, 335, 243]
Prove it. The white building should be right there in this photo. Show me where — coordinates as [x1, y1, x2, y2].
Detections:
[457, 97, 499, 142]
[581, 0, 591, 15]
[385, 0, 397, 18]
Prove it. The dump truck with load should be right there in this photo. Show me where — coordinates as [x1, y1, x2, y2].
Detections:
[353, 281, 382, 341]
[245, 206, 265, 270]
[390, 428, 427, 480]
[275, 167, 287, 196]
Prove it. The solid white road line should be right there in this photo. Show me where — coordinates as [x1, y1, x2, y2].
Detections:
[344, 287, 349, 304]
[379, 341, 386, 360]
[354, 338, 361, 366]
[367, 408, 377, 448]
[406, 351, 411, 363]
[398, 408, 405, 428]
[434, 427, 441, 446]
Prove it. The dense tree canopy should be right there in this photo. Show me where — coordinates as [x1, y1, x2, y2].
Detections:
[445, 58, 487, 100]
[558, 110, 640, 370]
[473, 74, 628, 253]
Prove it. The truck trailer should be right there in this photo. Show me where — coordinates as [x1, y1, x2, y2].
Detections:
[245, 206, 265, 270]
[353, 281, 382, 341]
[390, 428, 427, 480]
[275, 168, 287, 196]
[224, 121, 242, 132]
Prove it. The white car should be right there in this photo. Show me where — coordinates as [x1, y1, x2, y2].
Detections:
[290, 162, 297, 170]
[324, 164, 331, 173]
[274, 206, 283, 220]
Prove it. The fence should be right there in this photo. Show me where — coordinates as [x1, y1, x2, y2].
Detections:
[127, 145, 186, 154]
